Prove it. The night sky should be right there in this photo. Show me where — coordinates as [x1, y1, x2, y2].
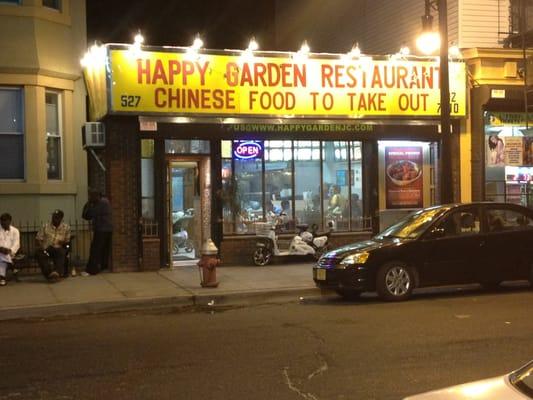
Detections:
[86, 0, 277, 50]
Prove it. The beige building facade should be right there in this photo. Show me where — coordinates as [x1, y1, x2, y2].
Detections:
[0, 0, 88, 223]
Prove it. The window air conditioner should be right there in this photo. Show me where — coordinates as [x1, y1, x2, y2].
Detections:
[82, 122, 105, 148]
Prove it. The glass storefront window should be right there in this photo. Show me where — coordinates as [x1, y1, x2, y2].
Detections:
[323, 141, 350, 231]
[265, 140, 293, 231]
[350, 142, 364, 229]
[221, 139, 368, 235]
[295, 141, 321, 229]
[141, 139, 155, 219]
[234, 157, 263, 234]
[484, 112, 533, 207]
[165, 140, 210, 154]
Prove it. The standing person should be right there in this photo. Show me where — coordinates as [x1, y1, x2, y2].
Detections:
[35, 209, 71, 282]
[280, 199, 292, 230]
[82, 190, 113, 275]
[0, 213, 20, 286]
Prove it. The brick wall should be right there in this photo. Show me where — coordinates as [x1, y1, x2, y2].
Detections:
[106, 117, 140, 271]
[141, 238, 161, 271]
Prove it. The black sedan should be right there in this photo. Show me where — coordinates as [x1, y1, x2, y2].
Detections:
[313, 202, 533, 301]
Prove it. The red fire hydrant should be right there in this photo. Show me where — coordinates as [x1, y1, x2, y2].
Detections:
[197, 239, 220, 288]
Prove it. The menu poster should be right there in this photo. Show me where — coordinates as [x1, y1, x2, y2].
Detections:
[504, 137, 523, 166]
[385, 147, 423, 209]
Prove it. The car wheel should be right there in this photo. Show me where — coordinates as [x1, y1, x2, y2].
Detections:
[184, 240, 194, 253]
[253, 247, 272, 266]
[335, 288, 362, 300]
[172, 243, 180, 255]
[376, 261, 415, 301]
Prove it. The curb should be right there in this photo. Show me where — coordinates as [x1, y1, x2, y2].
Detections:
[0, 287, 322, 321]
[192, 287, 322, 307]
[0, 296, 194, 321]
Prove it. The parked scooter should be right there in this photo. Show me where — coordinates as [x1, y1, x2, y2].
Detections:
[172, 208, 195, 254]
[252, 221, 332, 266]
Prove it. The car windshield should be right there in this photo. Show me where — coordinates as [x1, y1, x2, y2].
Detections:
[510, 360, 533, 398]
[375, 207, 449, 240]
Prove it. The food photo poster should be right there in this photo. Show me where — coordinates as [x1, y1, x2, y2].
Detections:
[385, 146, 423, 209]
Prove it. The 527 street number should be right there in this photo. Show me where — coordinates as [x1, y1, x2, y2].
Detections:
[120, 95, 141, 107]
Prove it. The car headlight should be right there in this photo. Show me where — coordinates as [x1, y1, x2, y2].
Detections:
[340, 252, 369, 266]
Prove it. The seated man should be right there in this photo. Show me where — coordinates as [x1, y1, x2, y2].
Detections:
[36, 209, 71, 282]
[0, 213, 20, 287]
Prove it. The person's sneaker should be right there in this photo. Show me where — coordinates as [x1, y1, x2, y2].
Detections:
[80, 271, 90, 277]
[71, 267, 77, 277]
[0, 276, 7, 286]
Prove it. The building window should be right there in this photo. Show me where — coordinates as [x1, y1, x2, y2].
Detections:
[0, 87, 24, 180]
[165, 139, 210, 154]
[221, 139, 366, 235]
[45, 91, 62, 180]
[42, 0, 61, 10]
[141, 139, 155, 219]
[509, 0, 533, 35]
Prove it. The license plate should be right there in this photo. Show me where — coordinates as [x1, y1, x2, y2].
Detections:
[315, 269, 326, 281]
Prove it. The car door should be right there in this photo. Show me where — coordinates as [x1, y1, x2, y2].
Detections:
[479, 205, 533, 283]
[420, 206, 483, 286]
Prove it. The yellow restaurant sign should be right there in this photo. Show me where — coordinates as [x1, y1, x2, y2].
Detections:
[107, 48, 466, 118]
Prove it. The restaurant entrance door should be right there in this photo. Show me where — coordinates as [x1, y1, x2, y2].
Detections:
[168, 159, 205, 266]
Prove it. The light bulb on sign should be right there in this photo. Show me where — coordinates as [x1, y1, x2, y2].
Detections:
[293, 40, 310, 62]
[449, 45, 461, 59]
[248, 38, 259, 52]
[299, 40, 310, 55]
[134, 32, 144, 45]
[349, 44, 361, 58]
[82, 42, 107, 68]
[399, 46, 410, 56]
[192, 37, 204, 50]
[342, 43, 362, 62]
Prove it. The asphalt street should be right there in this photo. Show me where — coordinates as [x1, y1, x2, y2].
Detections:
[0, 285, 532, 400]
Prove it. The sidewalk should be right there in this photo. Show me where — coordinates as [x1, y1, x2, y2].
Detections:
[0, 262, 322, 321]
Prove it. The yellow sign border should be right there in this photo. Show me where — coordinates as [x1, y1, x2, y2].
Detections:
[107, 48, 466, 118]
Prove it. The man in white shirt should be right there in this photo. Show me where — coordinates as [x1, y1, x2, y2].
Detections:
[0, 213, 20, 286]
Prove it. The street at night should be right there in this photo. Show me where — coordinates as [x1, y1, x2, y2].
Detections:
[1, 286, 531, 400]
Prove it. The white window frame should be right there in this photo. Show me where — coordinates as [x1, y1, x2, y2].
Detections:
[45, 90, 63, 181]
[0, 86, 25, 180]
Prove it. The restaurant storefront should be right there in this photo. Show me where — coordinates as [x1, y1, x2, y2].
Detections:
[464, 48, 532, 208]
[82, 44, 466, 270]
